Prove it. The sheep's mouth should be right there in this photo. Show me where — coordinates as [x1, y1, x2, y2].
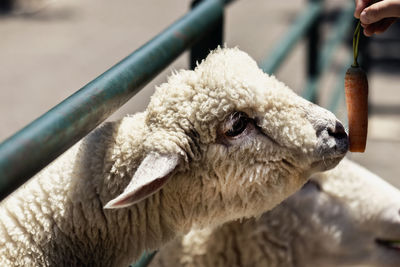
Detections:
[376, 238, 400, 252]
[310, 153, 344, 172]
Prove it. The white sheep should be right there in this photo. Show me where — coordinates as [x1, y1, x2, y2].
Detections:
[0, 47, 348, 266]
[151, 158, 400, 267]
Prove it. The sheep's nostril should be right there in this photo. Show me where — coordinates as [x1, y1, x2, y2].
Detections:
[328, 121, 347, 140]
[314, 119, 348, 158]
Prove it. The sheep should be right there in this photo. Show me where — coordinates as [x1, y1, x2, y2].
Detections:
[0, 47, 348, 267]
[151, 158, 400, 267]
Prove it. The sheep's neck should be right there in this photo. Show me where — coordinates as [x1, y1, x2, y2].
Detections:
[49, 122, 184, 266]
[66, 116, 201, 266]
[220, 211, 299, 267]
[49, 189, 180, 266]
[152, 205, 302, 267]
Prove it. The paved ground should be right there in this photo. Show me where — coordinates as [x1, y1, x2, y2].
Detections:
[1, 0, 399, 187]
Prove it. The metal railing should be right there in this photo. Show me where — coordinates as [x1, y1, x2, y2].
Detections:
[0, 0, 356, 266]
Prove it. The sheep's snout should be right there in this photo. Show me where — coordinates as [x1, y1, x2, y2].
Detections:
[306, 105, 348, 171]
[306, 102, 348, 148]
[311, 119, 348, 171]
[315, 120, 348, 152]
[317, 120, 347, 140]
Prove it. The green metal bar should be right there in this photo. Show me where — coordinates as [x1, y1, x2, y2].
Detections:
[301, 4, 355, 101]
[0, 0, 223, 201]
[306, 0, 322, 103]
[130, 251, 157, 267]
[259, 1, 323, 74]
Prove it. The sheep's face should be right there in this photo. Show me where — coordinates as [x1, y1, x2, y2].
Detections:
[106, 48, 348, 229]
[286, 159, 400, 267]
[145, 48, 347, 224]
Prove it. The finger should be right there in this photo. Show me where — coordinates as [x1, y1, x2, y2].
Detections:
[355, 0, 374, 18]
[363, 17, 397, 35]
[374, 17, 397, 33]
[363, 25, 374, 36]
[360, 0, 400, 24]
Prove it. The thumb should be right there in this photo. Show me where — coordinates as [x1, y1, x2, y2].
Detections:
[355, 0, 374, 18]
[360, 0, 400, 24]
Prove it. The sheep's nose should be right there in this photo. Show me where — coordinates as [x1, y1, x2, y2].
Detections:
[304, 102, 348, 154]
[318, 120, 347, 140]
[305, 103, 346, 140]
[315, 120, 348, 154]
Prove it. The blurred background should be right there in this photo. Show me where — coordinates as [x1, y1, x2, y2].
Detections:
[0, 0, 399, 187]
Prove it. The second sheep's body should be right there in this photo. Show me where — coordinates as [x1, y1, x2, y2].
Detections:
[0, 48, 348, 266]
[152, 158, 400, 267]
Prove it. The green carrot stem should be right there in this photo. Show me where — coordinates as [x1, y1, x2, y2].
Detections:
[352, 20, 361, 67]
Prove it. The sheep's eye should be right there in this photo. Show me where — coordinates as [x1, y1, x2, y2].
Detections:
[225, 112, 250, 137]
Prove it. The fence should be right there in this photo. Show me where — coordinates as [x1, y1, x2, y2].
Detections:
[0, 0, 356, 266]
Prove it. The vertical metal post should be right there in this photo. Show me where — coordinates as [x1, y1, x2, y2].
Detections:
[190, 0, 224, 70]
[358, 30, 371, 73]
[307, 0, 322, 104]
[0, 0, 13, 13]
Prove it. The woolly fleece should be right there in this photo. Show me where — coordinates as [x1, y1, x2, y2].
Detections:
[151, 158, 400, 267]
[0, 48, 346, 266]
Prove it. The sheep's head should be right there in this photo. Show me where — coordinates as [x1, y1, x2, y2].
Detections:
[105, 48, 348, 228]
[286, 159, 400, 267]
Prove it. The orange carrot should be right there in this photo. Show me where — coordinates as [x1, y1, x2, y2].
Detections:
[345, 21, 368, 152]
[345, 66, 368, 152]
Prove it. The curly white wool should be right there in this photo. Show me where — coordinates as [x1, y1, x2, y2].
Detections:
[151, 158, 400, 267]
[0, 48, 346, 266]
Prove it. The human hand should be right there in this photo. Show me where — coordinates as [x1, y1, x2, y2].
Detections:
[354, 0, 400, 36]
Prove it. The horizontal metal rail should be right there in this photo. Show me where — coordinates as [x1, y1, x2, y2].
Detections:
[0, 0, 224, 201]
[301, 4, 355, 101]
[259, 1, 323, 74]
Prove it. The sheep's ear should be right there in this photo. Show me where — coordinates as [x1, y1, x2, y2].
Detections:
[104, 153, 179, 209]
